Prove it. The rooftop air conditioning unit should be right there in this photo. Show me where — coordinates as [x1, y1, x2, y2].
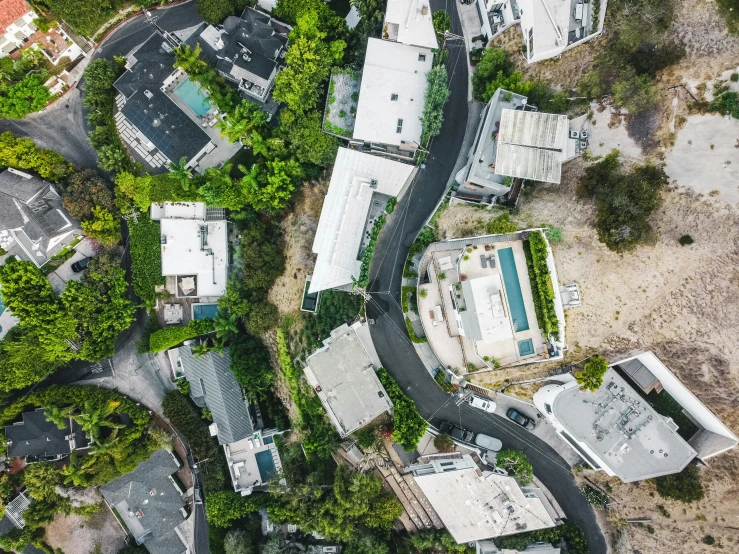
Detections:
[370, 179, 378, 188]
[580, 130, 589, 140]
[144, 89, 154, 100]
[580, 140, 588, 149]
[569, 130, 580, 139]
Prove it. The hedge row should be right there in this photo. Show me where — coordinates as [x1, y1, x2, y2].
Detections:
[148, 318, 215, 353]
[405, 317, 427, 344]
[128, 215, 165, 305]
[377, 367, 428, 451]
[356, 215, 386, 287]
[523, 231, 559, 338]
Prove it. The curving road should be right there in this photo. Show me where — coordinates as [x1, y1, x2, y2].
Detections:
[366, 3, 607, 554]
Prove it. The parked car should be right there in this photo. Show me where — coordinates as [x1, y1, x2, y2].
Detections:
[439, 422, 475, 443]
[71, 257, 92, 273]
[474, 433, 503, 452]
[468, 395, 496, 413]
[506, 408, 536, 430]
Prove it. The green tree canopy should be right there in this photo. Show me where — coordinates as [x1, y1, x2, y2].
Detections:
[229, 332, 274, 400]
[471, 48, 511, 101]
[496, 449, 533, 485]
[0, 131, 71, 181]
[575, 355, 609, 392]
[654, 464, 705, 503]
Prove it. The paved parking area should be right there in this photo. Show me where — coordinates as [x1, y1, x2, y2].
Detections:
[48, 239, 96, 294]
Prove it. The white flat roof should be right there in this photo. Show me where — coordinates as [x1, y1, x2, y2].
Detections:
[310, 147, 414, 293]
[352, 38, 432, 147]
[460, 275, 513, 343]
[414, 468, 555, 543]
[150, 201, 206, 220]
[384, 0, 439, 49]
[520, 0, 571, 59]
[160, 218, 228, 297]
[495, 109, 569, 184]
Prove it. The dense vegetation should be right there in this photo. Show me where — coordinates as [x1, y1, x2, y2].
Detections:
[495, 522, 589, 554]
[578, 150, 667, 251]
[0, 131, 70, 181]
[377, 367, 428, 450]
[148, 319, 216, 353]
[127, 214, 165, 308]
[302, 289, 364, 351]
[356, 214, 385, 287]
[522, 231, 559, 338]
[0, 51, 54, 119]
[496, 449, 533, 485]
[62, 169, 121, 245]
[654, 465, 705, 503]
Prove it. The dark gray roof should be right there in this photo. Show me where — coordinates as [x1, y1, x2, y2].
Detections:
[5, 409, 88, 459]
[114, 33, 179, 99]
[216, 8, 288, 83]
[0, 169, 81, 266]
[178, 346, 254, 444]
[101, 449, 186, 554]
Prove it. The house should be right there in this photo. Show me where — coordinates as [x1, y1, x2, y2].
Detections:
[416, 231, 565, 372]
[474, 0, 604, 63]
[175, 345, 284, 496]
[114, 32, 239, 172]
[455, 89, 579, 204]
[533, 365, 706, 482]
[309, 147, 415, 293]
[21, 26, 83, 66]
[303, 321, 392, 438]
[410, 453, 557, 544]
[0, 0, 36, 58]
[151, 202, 228, 299]
[188, 7, 289, 109]
[351, 38, 433, 156]
[5, 409, 89, 463]
[383, 0, 439, 49]
[101, 449, 188, 554]
[0, 168, 82, 268]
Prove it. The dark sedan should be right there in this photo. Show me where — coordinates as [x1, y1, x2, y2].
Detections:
[439, 421, 475, 443]
[506, 408, 536, 430]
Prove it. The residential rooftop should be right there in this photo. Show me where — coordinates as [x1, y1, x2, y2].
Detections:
[412, 454, 556, 543]
[101, 449, 187, 554]
[224, 430, 284, 496]
[303, 322, 391, 437]
[535, 369, 698, 482]
[520, 0, 598, 63]
[352, 38, 432, 148]
[178, 345, 254, 445]
[154, 202, 228, 298]
[5, 409, 88, 461]
[383, 0, 439, 49]
[613, 352, 739, 460]
[310, 147, 415, 293]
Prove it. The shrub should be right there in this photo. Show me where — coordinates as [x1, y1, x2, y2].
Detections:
[0, 132, 71, 181]
[148, 319, 216, 353]
[385, 196, 397, 214]
[703, 535, 715, 545]
[679, 234, 694, 246]
[356, 215, 386, 287]
[654, 465, 704, 503]
[405, 317, 428, 344]
[731, 73, 739, 82]
[128, 215, 165, 306]
[496, 522, 588, 554]
[485, 212, 518, 234]
[496, 449, 533, 485]
[581, 484, 609, 508]
[377, 368, 428, 450]
[522, 231, 559, 337]
[433, 433, 454, 451]
[420, 66, 451, 145]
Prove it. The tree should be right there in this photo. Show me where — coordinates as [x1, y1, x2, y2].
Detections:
[281, 112, 338, 167]
[239, 219, 285, 292]
[195, 0, 235, 25]
[240, 158, 303, 213]
[485, 212, 518, 234]
[654, 465, 704, 503]
[496, 449, 533, 485]
[0, 131, 70, 181]
[62, 169, 116, 221]
[205, 491, 265, 528]
[433, 433, 454, 451]
[376, 368, 428, 451]
[229, 333, 274, 399]
[44, 405, 74, 430]
[23, 462, 60, 501]
[421, 66, 450, 145]
[73, 401, 125, 444]
[81, 206, 121, 246]
[223, 528, 256, 554]
[612, 68, 658, 114]
[96, 143, 131, 173]
[575, 355, 608, 392]
[471, 48, 511, 101]
[198, 164, 246, 210]
[345, 531, 391, 554]
[483, 70, 531, 102]
[214, 310, 239, 341]
[218, 100, 268, 143]
[0, 328, 66, 392]
[0, 73, 52, 119]
[432, 11, 451, 41]
[168, 156, 193, 189]
[60, 452, 91, 487]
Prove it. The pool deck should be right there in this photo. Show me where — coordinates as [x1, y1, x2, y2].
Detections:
[417, 237, 550, 373]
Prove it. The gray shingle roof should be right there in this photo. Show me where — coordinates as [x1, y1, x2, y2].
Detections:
[5, 409, 88, 459]
[101, 449, 186, 554]
[178, 346, 254, 444]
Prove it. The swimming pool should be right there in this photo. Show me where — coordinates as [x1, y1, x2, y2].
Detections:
[518, 338, 535, 356]
[255, 449, 276, 482]
[192, 303, 219, 320]
[174, 78, 211, 117]
[498, 247, 530, 332]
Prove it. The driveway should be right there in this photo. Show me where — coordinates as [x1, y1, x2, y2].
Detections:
[47, 238, 96, 295]
[365, 1, 607, 553]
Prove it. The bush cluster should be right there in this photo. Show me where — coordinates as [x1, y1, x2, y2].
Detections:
[376, 367, 428, 450]
[127, 214, 166, 306]
[356, 214, 386, 287]
[581, 483, 609, 508]
[148, 319, 216, 353]
[522, 231, 559, 338]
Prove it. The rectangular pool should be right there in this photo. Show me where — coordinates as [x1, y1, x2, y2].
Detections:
[192, 303, 218, 320]
[498, 247, 530, 332]
[255, 449, 276, 482]
[518, 338, 535, 356]
[175, 78, 211, 116]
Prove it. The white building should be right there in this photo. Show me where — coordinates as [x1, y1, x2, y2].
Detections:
[475, 0, 605, 63]
[310, 147, 415, 293]
[383, 0, 439, 49]
[303, 321, 393, 437]
[411, 453, 557, 544]
[534, 369, 700, 482]
[151, 202, 228, 298]
[352, 38, 433, 153]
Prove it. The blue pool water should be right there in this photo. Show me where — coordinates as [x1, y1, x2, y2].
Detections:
[498, 247, 530, 332]
[175, 78, 211, 116]
[192, 303, 219, 320]
[255, 449, 276, 482]
[518, 338, 535, 356]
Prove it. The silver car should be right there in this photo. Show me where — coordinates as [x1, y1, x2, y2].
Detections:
[474, 434, 503, 452]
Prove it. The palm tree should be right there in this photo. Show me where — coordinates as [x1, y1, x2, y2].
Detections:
[214, 310, 238, 342]
[173, 43, 203, 73]
[192, 339, 212, 358]
[44, 406, 74, 430]
[86, 435, 118, 461]
[60, 453, 90, 487]
[168, 157, 192, 190]
[73, 402, 125, 444]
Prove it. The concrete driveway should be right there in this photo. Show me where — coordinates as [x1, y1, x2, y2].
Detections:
[47, 238, 96, 295]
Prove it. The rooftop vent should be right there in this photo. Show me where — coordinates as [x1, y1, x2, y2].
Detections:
[144, 89, 154, 100]
[378, 391, 385, 398]
[370, 179, 378, 188]
[160, 235, 167, 244]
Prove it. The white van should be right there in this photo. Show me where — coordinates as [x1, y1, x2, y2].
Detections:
[468, 395, 496, 413]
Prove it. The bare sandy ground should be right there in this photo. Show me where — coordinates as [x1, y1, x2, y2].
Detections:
[45, 505, 126, 554]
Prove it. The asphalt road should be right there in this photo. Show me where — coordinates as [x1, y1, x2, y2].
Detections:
[365, 3, 607, 554]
